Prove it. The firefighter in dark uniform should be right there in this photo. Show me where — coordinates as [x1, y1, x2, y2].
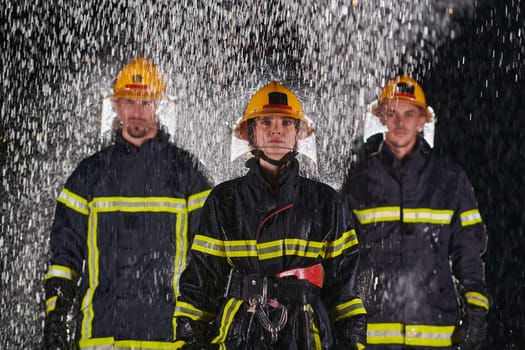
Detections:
[174, 81, 367, 349]
[340, 76, 489, 350]
[43, 57, 212, 349]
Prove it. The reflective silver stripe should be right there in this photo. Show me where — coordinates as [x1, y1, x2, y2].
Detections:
[79, 196, 189, 340]
[174, 301, 215, 322]
[403, 209, 453, 224]
[78, 338, 185, 349]
[188, 189, 211, 212]
[258, 238, 323, 260]
[192, 235, 228, 257]
[367, 323, 455, 346]
[353, 207, 400, 224]
[465, 291, 490, 310]
[78, 344, 114, 350]
[46, 296, 57, 314]
[333, 298, 367, 321]
[354, 207, 456, 225]
[405, 325, 455, 346]
[193, 235, 341, 260]
[211, 298, 244, 344]
[460, 209, 483, 226]
[173, 212, 187, 300]
[367, 323, 404, 344]
[90, 197, 186, 211]
[58, 188, 89, 215]
[45, 264, 80, 281]
[325, 229, 359, 258]
[80, 206, 99, 339]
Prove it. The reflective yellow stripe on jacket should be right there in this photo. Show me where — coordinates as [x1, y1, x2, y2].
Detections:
[465, 291, 490, 310]
[188, 189, 211, 213]
[58, 188, 89, 215]
[354, 206, 483, 227]
[45, 296, 57, 315]
[77, 337, 185, 349]
[460, 209, 483, 226]
[191, 230, 358, 260]
[173, 301, 215, 322]
[367, 323, 455, 347]
[211, 298, 245, 344]
[45, 264, 80, 281]
[333, 298, 367, 322]
[353, 207, 454, 225]
[76, 191, 209, 349]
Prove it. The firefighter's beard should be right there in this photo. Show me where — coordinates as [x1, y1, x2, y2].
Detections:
[121, 117, 158, 139]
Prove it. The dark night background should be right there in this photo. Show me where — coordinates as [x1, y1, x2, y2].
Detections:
[423, 1, 524, 346]
[1, 0, 524, 348]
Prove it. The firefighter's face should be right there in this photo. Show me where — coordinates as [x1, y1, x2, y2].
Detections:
[379, 100, 427, 154]
[253, 116, 298, 161]
[114, 98, 159, 145]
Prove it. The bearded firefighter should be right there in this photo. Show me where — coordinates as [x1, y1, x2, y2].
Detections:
[43, 57, 211, 349]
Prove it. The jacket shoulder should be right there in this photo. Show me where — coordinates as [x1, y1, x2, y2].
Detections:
[69, 145, 116, 177]
[207, 177, 242, 198]
[428, 153, 469, 179]
[167, 143, 209, 176]
[299, 176, 339, 201]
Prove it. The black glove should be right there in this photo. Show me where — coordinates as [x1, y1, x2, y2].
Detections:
[176, 316, 209, 349]
[336, 314, 367, 350]
[43, 278, 76, 350]
[458, 280, 489, 350]
[459, 305, 487, 350]
[43, 313, 69, 350]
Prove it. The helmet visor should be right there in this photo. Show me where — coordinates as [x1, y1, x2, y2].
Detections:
[231, 115, 317, 164]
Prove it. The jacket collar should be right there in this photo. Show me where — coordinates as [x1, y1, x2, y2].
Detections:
[114, 127, 171, 154]
[245, 157, 300, 198]
[378, 136, 431, 177]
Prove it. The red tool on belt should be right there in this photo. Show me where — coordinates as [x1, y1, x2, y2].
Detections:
[274, 263, 324, 288]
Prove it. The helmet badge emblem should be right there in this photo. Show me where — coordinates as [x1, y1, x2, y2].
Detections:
[394, 82, 415, 99]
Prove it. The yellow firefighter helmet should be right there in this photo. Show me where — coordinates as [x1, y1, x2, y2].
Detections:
[234, 81, 314, 142]
[111, 57, 166, 100]
[372, 75, 432, 121]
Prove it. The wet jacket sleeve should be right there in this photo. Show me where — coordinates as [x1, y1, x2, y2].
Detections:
[44, 160, 91, 323]
[321, 195, 366, 326]
[183, 156, 213, 242]
[45, 161, 91, 286]
[449, 170, 489, 311]
[175, 188, 230, 341]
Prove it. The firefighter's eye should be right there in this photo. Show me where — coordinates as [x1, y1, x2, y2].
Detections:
[404, 111, 416, 119]
[383, 110, 396, 119]
[258, 118, 272, 126]
[281, 119, 294, 127]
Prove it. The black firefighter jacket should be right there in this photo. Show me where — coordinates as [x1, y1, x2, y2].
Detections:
[340, 138, 489, 349]
[175, 158, 366, 350]
[44, 130, 211, 349]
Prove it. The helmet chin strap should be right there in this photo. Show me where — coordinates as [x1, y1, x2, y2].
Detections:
[252, 149, 298, 166]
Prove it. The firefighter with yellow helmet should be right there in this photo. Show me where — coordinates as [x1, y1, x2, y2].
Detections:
[340, 75, 489, 349]
[175, 81, 367, 349]
[43, 57, 211, 349]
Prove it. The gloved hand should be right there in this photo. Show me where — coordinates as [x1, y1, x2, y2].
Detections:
[175, 316, 209, 349]
[459, 305, 487, 350]
[43, 313, 69, 350]
[458, 280, 489, 350]
[336, 314, 367, 350]
[43, 277, 76, 350]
